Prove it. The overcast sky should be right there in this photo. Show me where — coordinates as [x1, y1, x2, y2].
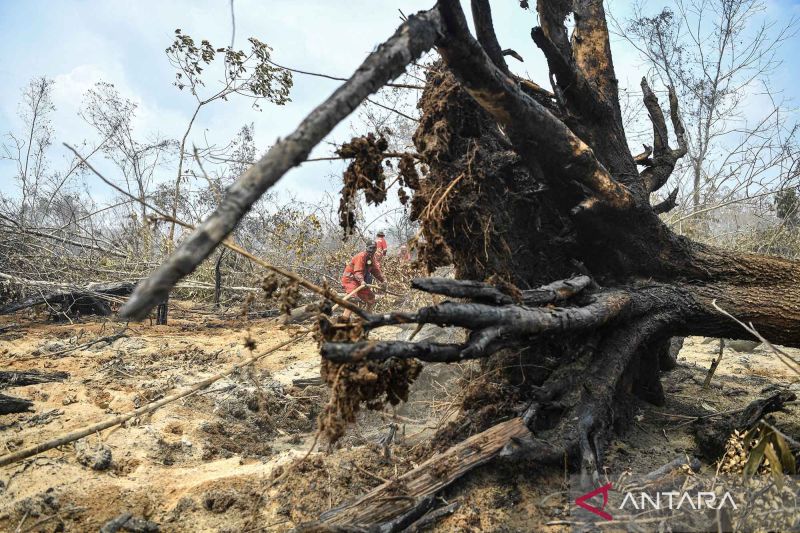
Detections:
[2, 0, 800, 215]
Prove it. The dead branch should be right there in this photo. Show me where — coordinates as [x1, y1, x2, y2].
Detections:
[633, 144, 653, 166]
[263, 57, 425, 90]
[0, 393, 33, 415]
[401, 501, 461, 533]
[529, 27, 609, 119]
[0, 276, 134, 316]
[437, 0, 634, 212]
[653, 187, 679, 214]
[470, 0, 509, 73]
[299, 417, 530, 531]
[639, 78, 689, 194]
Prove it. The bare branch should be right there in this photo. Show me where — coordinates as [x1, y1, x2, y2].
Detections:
[639, 78, 688, 194]
[470, 0, 509, 73]
[502, 48, 524, 62]
[653, 187, 679, 214]
[633, 144, 654, 166]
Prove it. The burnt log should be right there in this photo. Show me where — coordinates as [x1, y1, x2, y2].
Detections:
[0, 393, 33, 415]
[297, 417, 531, 532]
[0, 281, 134, 316]
[0, 370, 69, 389]
[694, 391, 797, 461]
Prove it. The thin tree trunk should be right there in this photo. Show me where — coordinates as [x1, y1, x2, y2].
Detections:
[213, 249, 226, 309]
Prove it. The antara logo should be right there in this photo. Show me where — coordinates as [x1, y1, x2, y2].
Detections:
[575, 483, 614, 520]
[575, 483, 738, 520]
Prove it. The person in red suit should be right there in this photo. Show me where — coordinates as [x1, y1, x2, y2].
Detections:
[341, 241, 385, 319]
[375, 231, 388, 262]
[398, 244, 412, 262]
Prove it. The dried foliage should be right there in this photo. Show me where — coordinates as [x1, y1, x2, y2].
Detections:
[336, 133, 390, 236]
[317, 357, 422, 444]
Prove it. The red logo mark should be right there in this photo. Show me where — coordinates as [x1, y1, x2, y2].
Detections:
[575, 482, 613, 520]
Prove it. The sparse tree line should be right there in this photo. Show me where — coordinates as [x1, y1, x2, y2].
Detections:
[0, 31, 421, 319]
[3, 1, 800, 320]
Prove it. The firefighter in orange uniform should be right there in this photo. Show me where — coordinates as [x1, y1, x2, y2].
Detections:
[375, 231, 388, 263]
[341, 241, 385, 319]
[398, 244, 412, 262]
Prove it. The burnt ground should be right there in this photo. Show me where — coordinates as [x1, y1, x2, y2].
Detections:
[0, 309, 798, 532]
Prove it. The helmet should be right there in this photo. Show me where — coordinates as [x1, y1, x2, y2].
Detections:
[376, 231, 385, 237]
[365, 241, 377, 253]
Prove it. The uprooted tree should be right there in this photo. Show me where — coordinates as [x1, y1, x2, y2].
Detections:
[117, 0, 800, 523]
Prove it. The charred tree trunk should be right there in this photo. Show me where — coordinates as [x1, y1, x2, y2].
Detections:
[0, 370, 69, 388]
[213, 249, 226, 310]
[319, 0, 800, 485]
[156, 298, 168, 325]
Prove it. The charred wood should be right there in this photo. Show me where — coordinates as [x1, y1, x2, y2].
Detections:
[0, 393, 33, 415]
[0, 281, 134, 316]
[0, 370, 69, 389]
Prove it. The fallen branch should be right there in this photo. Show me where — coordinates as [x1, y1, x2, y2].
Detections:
[0, 275, 134, 316]
[702, 339, 725, 389]
[401, 501, 461, 533]
[0, 331, 309, 467]
[298, 417, 530, 531]
[693, 391, 797, 460]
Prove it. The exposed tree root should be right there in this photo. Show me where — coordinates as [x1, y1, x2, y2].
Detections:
[320, 276, 683, 493]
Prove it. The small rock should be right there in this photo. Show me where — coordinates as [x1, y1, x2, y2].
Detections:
[100, 512, 159, 533]
[726, 339, 761, 353]
[76, 442, 112, 471]
[202, 489, 238, 513]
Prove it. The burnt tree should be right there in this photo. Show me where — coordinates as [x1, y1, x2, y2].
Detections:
[322, 0, 800, 484]
[119, 0, 800, 500]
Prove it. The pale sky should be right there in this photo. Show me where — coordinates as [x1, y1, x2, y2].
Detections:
[2, 0, 800, 215]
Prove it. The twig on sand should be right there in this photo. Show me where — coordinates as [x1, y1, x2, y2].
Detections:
[702, 338, 725, 389]
[713, 300, 800, 377]
[10, 329, 129, 363]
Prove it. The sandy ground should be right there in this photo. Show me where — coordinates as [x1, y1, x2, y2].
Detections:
[1, 311, 798, 532]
